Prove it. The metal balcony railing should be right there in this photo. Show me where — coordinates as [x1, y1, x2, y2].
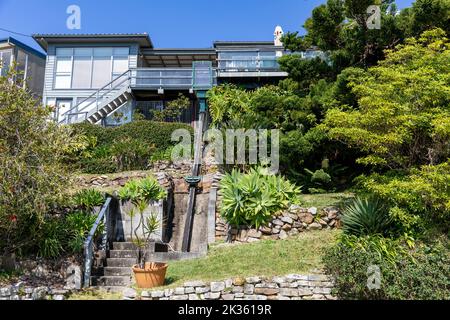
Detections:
[57, 65, 216, 125]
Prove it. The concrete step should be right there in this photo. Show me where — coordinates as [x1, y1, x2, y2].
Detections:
[109, 250, 137, 259]
[112, 242, 137, 250]
[107, 258, 137, 268]
[104, 267, 133, 277]
[147, 252, 206, 262]
[112, 242, 169, 252]
[91, 276, 132, 287]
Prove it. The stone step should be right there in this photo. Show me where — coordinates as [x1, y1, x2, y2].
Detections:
[91, 276, 132, 287]
[90, 286, 128, 294]
[112, 242, 137, 250]
[147, 252, 206, 262]
[112, 242, 169, 252]
[104, 267, 133, 277]
[109, 250, 138, 259]
[107, 258, 137, 268]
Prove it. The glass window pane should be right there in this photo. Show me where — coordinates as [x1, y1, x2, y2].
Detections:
[55, 75, 71, 89]
[113, 57, 129, 73]
[94, 47, 113, 57]
[72, 56, 92, 88]
[74, 48, 93, 57]
[56, 57, 72, 73]
[56, 48, 73, 56]
[0, 50, 12, 76]
[92, 56, 112, 88]
[114, 47, 129, 56]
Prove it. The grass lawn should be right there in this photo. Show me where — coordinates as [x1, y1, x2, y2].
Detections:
[300, 192, 354, 209]
[68, 289, 123, 300]
[162, 229, 339, 288]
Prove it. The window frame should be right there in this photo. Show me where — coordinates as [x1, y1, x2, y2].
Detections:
[53, 46, 130, 90]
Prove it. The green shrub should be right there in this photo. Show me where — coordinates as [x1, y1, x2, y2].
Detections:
[220, 167, 301, 228]
[110, 137, 155, 172]
[70, 121, 193, 174]
[323, 235, 450, 300]
[37, 217, 65, 258]
[356, 161, 450, 234]
[72, 189, 105, 212]
[118, 176, 167, 204]
[342, 197, 393, 237]
[65, 210, 102, 254]
[0, 70, 85, 257]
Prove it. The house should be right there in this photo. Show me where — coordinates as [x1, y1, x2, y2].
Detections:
[32, 29, 322, 126]
[0, 37, 46, 97]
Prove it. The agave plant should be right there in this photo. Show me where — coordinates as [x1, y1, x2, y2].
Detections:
[342, 196, 393, 237]
[220, 167, 301, 229]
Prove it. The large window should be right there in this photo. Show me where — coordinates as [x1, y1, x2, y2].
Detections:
[218, 50, 280, 71]
[54, 47, 130, 89]
[0, 49, 12, 77]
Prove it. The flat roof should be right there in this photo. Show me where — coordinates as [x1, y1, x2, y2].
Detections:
[32, 33, 153, 51]
[141, 48, 217, 68]
[214, 41, 279, 48]
[0, 37, 46, 59]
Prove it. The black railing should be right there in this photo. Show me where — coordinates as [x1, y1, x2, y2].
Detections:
[83, 197, 114, 288]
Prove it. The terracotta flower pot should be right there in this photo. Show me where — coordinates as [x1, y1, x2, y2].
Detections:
[132, 262, 168, 289]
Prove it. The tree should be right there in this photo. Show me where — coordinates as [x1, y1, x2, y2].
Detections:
[153, 93, 190, 122]
[322, 29, 450, 170]
[0, 70, 86, 256]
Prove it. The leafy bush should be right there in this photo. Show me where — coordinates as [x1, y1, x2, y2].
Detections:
[342, 197, 393, 237]
[37, 217, 65, 258]
[323, 235, 450, 300]
[356, 161, 450, 234]
[118, 177, 167, 205]
[65, 210, 102, 254]
[0, 70, 86, 257]
[110, 137, 155, 172]
[72, 189, 105, 212]
[220, 167, 301, 228]
[70, 120, 193, 174]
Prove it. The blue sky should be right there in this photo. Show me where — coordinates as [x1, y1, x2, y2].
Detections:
[0, 0, 415, 53]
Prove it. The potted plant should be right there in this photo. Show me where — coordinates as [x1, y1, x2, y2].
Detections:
[118, 177, 168, 288]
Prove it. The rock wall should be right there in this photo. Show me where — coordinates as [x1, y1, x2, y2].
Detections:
[136, 274, 336, 301]
[76, 170, 178, 190]
[215, 206, 341, 243]
[0, 285, 72, 300]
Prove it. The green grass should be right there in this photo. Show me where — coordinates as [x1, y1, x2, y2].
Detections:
[161, 230, 339, 288]
[0, 269, 22, 286]
[68, 289, 122, 300]
[301, 192, 354, 209]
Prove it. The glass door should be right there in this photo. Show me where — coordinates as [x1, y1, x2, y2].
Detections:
[55, 98, 73, 123]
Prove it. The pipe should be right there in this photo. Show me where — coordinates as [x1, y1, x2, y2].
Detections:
[181, 97, 206, 252]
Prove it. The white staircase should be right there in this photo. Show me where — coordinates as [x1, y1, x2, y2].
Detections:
[58, 70, 132, 125]
[85, 87, 133, 124]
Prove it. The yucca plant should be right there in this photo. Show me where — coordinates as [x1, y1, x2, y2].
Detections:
[342, 196, 393, 237]
[118, 177, 167, 268]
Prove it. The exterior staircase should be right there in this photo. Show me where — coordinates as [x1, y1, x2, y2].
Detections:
[85, 88, 133, 125]
[91, 241, 171, 289]
[91, 242, 136, 288]
[58, 70, 132, 125]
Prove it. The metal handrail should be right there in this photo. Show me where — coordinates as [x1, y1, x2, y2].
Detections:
[83, 197, 113, 288]
[57, 66, 218, 124]
[58, 70, 131, 124]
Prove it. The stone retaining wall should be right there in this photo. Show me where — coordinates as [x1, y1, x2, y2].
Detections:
[135, 274, 336, 301]
[216, 206, 341, 243]
[0, 285, 72, 300]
